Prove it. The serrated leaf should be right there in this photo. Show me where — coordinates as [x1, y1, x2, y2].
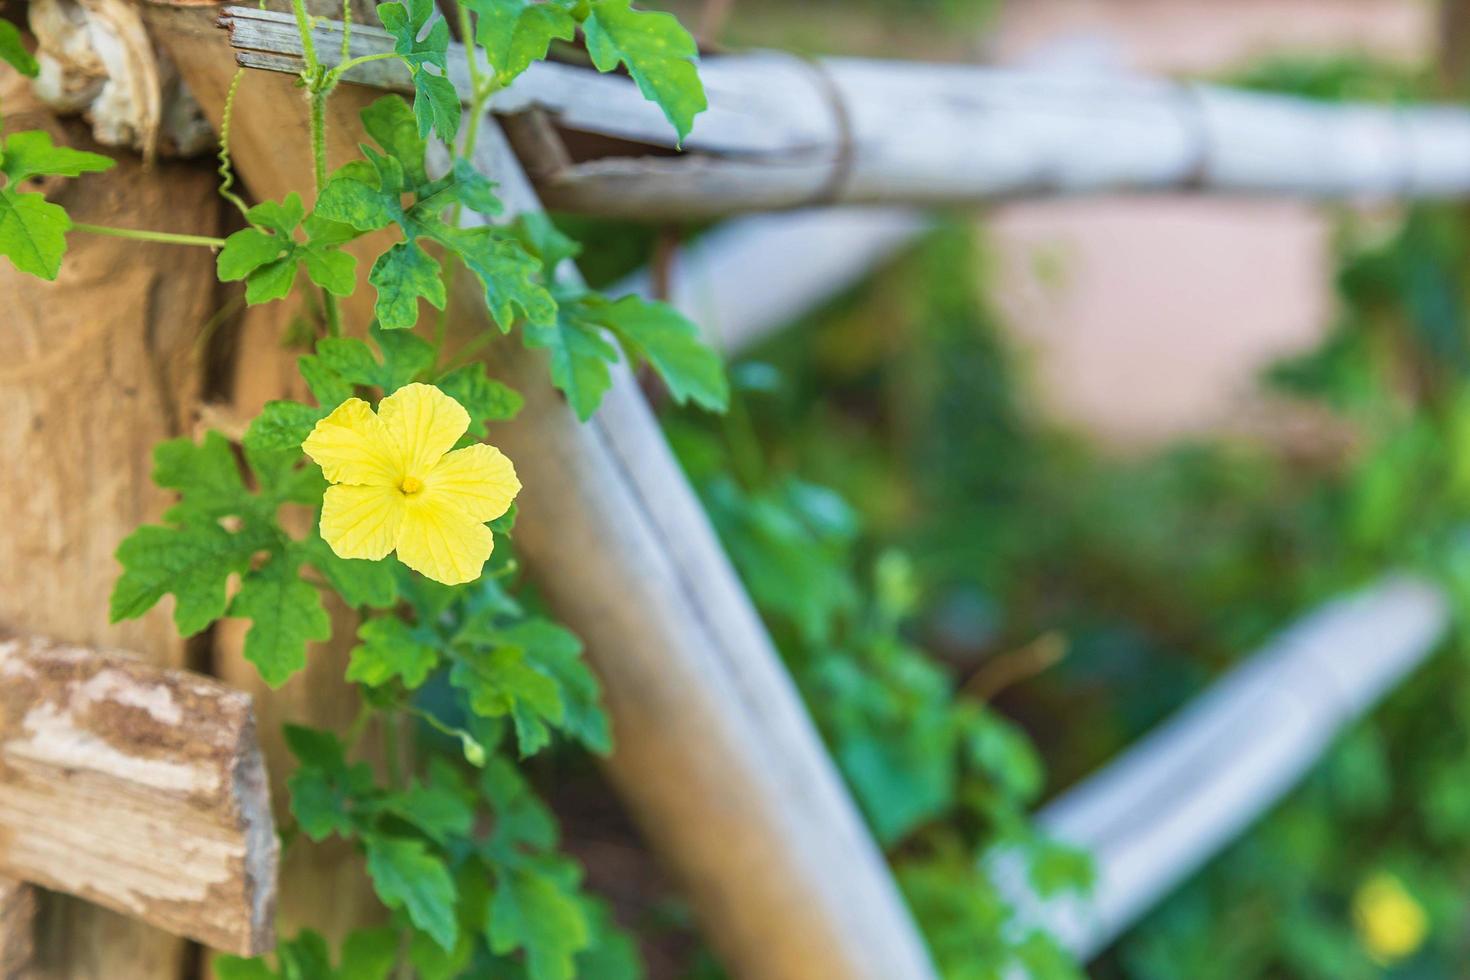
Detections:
[348, 616, 438, 689]
[285, 724, 377, 841]
[365, 836, 459, 952]
[231, 556, 331, 687]
[370, 240, 446, 329]
[1, 131, 112, 183]
[413, 70, 461, 143]
[242, 401, 324, 460]
[0, 20, 38, 77]
[110, 523, 261, 635]
[301, 531, 400, 608]
[153, 431, 249, 519]
[522, 301, 619, 421]
[591, 294, 727, 411]
[436, 225, 555, 330]
[316, 169, 400, 232]
[0, 188, 69, 279]
[447, 158, 502, 217]
[361, 95, 428, 186]
[582, 0, 706, 143]
[218, 228, 289, 282]
[468, 0, 576, 87]
[436, 363, 523, 438]
[303, 245, 358, 297]
[486, 865, 591, 980]
[503, 620, 610, 754]
[449, 644, 563, 756]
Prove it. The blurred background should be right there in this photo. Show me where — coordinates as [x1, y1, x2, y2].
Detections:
[550, 0, 1470, 977]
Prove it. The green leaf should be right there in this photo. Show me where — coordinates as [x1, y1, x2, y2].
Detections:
[445, 158, 502, 217]
[153, 431, 249, 520]
[522, 299, 619, 421]
[1, 131, 112, 183]
[360, 95, 428, 187]
[436, 363, 524, 437]
[244, 258, 299, 305]
[336, 928, 399, 980]
[437, 225, 556, 330]
[247, 192, 306, 235]
[373, 324, 437, 390]
[315, 336, 382, 387]
[303, 245, 358, 297]
[468, 0, 576, 87]
[217, 228, 289, 282]
[591, 294, 727, 411]
[316, 169, 400, 233]
[481, 756, 558, 852]
[508, 212, 580, 269]
[486, 865, 592, 980]
[231, 556, 331, 687]
[0, 19, 38, 77]
[285, 725, 376, 841]
[380, 760, 475, 844]
[301, 532, 400, 609]
[409, 928, 474, 980]
[214, 956, 277, 980]
[298, 355, 356, 409]
[364, 836, 459, 952]
[575, 899, 645, 980]
[450, 644, 564, 756]
[110, 523, 261, 635]
[0, 188, 69, 280]
[413, 70, 461, 143]
[503, 619, 611, 754]
[370, 240, 446, 330]
[347, 616, 438, 689]
[582, 0, 706, 143]
[243, 401, 323, 460]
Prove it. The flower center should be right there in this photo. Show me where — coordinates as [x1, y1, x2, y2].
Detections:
[399, 475, 424, 495]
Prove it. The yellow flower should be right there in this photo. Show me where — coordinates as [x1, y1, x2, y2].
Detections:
[1352, 872, 1427, 964]
[303, 383, 520, 586]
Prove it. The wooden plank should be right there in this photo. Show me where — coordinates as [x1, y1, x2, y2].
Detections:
[0, 64, 221, 980]
[991, 575, 1450, 959]
[0, 877, 36, 980]
[222, 6, 1470, 218]
[0, 635, 277, 957]
[145, 6, 939, 976]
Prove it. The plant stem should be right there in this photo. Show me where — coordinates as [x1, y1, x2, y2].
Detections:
[324, 51, 400, 87]
[382, 710, 406, 789]
[70, 223, 227, 248]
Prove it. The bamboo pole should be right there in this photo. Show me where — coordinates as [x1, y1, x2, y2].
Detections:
[992, 575, 1450, 960]
[223, 7, 1470, 219]
[147, 6, 938, 977]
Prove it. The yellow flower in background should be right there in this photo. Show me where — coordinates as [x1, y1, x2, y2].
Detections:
[1352, 872, 1427, 964]
[303, 383, 520, 586]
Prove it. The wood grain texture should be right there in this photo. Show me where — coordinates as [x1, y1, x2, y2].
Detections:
[0, 877, 36, 980]
[0, 636, 277, 956]
[224, 6, 1470, 218]
[0, 64, 222, 980]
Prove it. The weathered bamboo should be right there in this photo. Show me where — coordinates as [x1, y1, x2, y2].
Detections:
[0, 635, 277, 956]
[223, 6, 1470, 219]
[611, 207, 926, 352]
[992, 575, 1450, 960]
[149, 6, 938, 977]
[0, 877, 36, 980]
[0, 65, 220, 980]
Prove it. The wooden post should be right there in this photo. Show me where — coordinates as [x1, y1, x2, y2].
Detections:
[0, 635, 278, 956]
[0, 65, 221, 980]
[0, 878, 36, 980]
[147, 6, 940, 977]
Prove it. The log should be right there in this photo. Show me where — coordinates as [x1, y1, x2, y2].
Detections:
[0, 65, 221, 980]
[991, 574, 1450, 960]
[609, 207, 926, 353]
[0, 877, 36, 980]
[0, 635, 277, 956]
[224, 6, 1470, 219]
[146, 6, 938, 976]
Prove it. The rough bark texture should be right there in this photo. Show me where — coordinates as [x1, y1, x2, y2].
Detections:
[0, 635, 277, 956]
[0, 63, 222, 980]
[0, 877, 36, 980]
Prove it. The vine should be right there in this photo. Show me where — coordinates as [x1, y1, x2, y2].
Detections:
[2, 2, 719, 977]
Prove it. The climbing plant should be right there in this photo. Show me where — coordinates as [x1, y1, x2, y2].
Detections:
[2, 3, 722, 977]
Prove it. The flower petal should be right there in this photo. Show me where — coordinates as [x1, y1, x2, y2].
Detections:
[423, 443, 521, 523]
[395, 497, 494, 586]
[303, 398, 402, 486]
[321, 483, 405, 560]
[378, 383, 470, 479]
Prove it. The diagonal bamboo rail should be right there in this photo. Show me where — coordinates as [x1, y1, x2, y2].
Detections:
[146, 5, 939, 977]
[223, 5, 1470, 219]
